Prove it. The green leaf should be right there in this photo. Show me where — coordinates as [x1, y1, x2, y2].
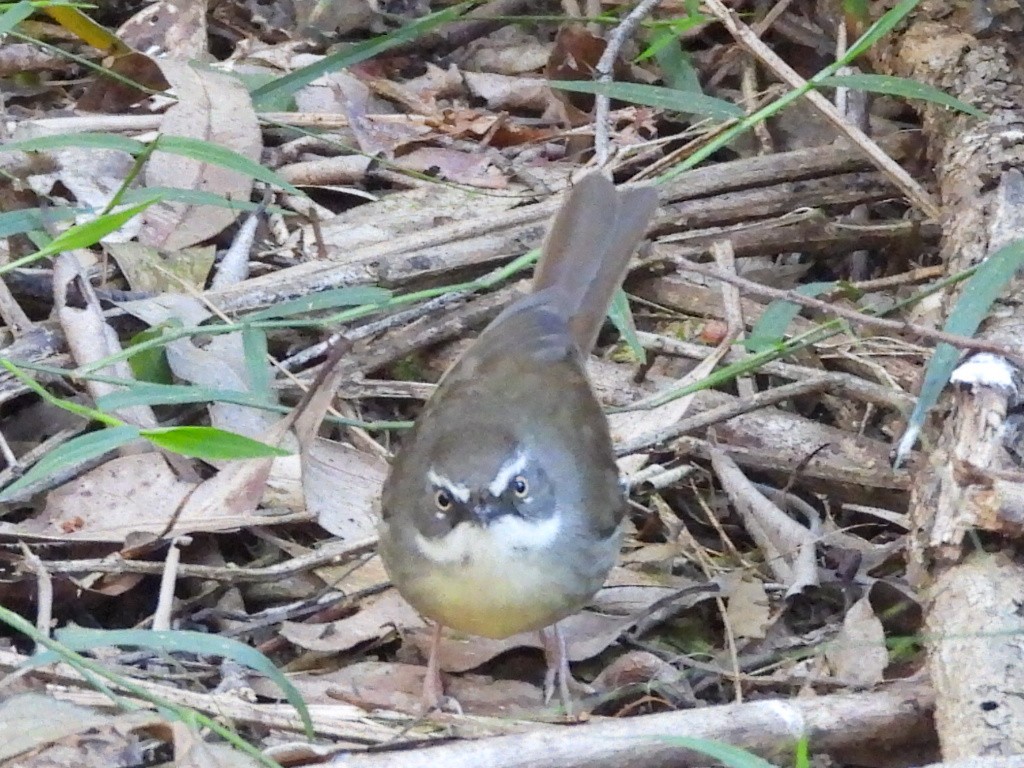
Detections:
[123, 186, 290, 215]
[126, 326, 174, 384]
[895, 238, 1024, 464]
[0, 131, 146, 154]
[242, 327, 272, 400]
[0, 206, 78, 239]
[653, 737, 776, 768]
[251, 3, 471, 107]
[0, 200, 157, 276]
[153, 135, 301, 195]
[818, 73, 986, 119]
[0, 2, 33, 37]
[31, 627, 314, 739]
[608, 288, 645, 363]
[746, 282, 836, 353]
[247, 286, 392, 320]
[844, 0, 919, 62]
[96, 383, 274, 411]
[140, 425, 290, 460]
[550, 79, 743, 120]
[0, 425, 142, 502]
[651, 36, 701, 94]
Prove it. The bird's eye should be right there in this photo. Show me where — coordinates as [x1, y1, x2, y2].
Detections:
[511, 475, 529, 498]
[434, 489, 452, 511]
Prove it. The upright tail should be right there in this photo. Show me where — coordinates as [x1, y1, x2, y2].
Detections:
[532, 172, 658, 355]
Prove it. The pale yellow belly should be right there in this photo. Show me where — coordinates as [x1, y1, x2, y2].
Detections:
[404, 557, 582, 639]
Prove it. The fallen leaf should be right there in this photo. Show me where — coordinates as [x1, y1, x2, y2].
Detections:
[140, 61, 262, 250]
[825, 595, 888, 686]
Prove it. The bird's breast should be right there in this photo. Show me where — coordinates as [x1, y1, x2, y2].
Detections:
[399, 515, 591, 638]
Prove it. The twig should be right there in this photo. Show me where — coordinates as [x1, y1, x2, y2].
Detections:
[19, 542, 52, 651]
[152, 537, 185, 631]
[594, 0, 662, 166]
[672, 256, 1024, 367]
[701, 0, 941, 220]
[616, 376, 831, 456]
[28, 537, 378, 582]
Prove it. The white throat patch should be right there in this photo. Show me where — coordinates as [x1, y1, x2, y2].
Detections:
[414, 514, 561, 565]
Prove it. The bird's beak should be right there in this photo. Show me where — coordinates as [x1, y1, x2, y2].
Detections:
[471, 498, 512, 526]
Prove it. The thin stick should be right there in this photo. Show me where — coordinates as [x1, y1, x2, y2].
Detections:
[594, 0, 662, 166]
[702, 0, 940, 220]
[672, 256, 1024, 367]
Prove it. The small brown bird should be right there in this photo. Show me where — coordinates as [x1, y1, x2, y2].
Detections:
[379, 171, 658, 711]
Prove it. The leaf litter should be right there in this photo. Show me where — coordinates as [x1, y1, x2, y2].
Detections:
[0, 0, 963, 764]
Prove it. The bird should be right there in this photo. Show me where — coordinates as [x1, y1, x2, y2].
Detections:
[378, 170, 658, 712]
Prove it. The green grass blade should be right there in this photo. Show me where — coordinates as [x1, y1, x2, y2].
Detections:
[608, 288, 645, 362]
[251, 3, 471, 107]
[550, 79, 743, 120]
[818, 73, 985, 119]
[246, 286, 392, 320]
[0, 425, 142, 502]
[33, 627, 314, 739]
[0, 132, 146, 154]
[0, 200, 157, 276]
[96, 383, 274, 411]
[0, 1, 33, 36]
[140, 425, 291, 460]
[153, 135, 302, 195]
[745, 282, 836, 353]
[895, 238, 1024, 464]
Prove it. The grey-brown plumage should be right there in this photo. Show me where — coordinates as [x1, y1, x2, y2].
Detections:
[379, 171, 658, 712]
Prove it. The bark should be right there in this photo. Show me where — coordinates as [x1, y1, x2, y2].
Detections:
[866, 2, 1024, 760]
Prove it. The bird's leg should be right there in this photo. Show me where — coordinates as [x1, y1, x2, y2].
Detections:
[540, 623, 573, 716]
[422, 622, 446, 711]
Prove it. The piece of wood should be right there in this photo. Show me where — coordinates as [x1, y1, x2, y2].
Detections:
[333, 685, 934, 768]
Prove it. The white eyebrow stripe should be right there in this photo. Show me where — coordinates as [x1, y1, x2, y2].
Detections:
[488, 452, 528, 497]
[428, 468, 470, 503]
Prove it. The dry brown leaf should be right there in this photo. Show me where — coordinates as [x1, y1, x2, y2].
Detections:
[23, 454, 192, 542]
[0, 693, 164, 766]
[76, 51, 171, 113]
[140, 61, 261, 250]
[106, 242, 216, 293]
[825, 595, 888, 686]
[396, 147, 506, 188]
[22, 147, 138, 238]
[724, 575, 771, 641]
[324, 661, 544, 716]
[405, 610, 635, 674]
[117, 0, 209, 59]
[462, 71, 552, 113]
[54, 254, 159, 431]
[303, 438, 387, 540]
[281, 590, 425, 653]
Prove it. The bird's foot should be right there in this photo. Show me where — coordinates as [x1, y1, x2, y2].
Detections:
[540, 623, 575, 718]
[421, 623, 463, 715]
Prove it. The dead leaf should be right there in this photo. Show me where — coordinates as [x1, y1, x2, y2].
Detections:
[140, 60, 261, 250]
[304, 438, 387, 540]
[281, 591, 424, 654]
[106, 242, 216, 293]
[724, 575, 771, 641]
[324, 661, 544, 716]
[0, 693, 164, 766]
[825, 595, 888, 686]
[117, 0, 210, 59]
[396, 147, 506, 188]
